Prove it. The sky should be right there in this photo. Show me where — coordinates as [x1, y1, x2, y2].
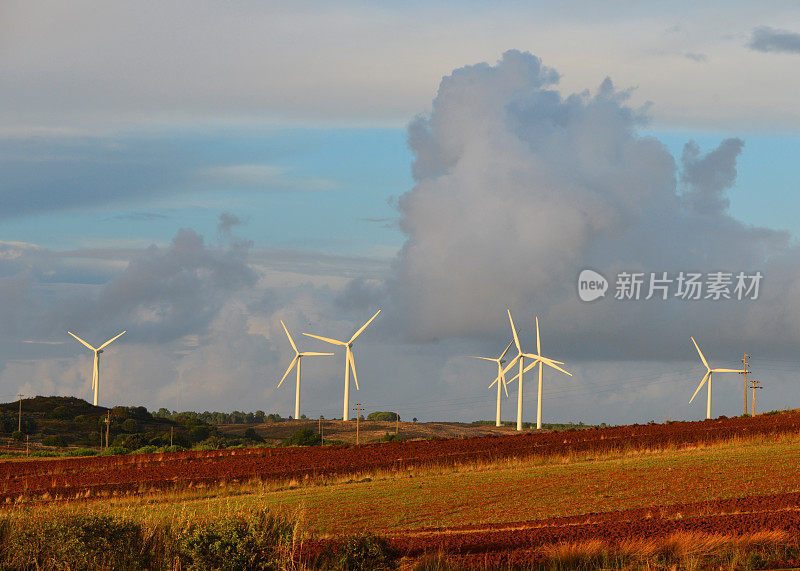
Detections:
[2, 1, 800, 425]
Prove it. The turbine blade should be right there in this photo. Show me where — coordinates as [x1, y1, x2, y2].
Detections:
[523, 353, 565, 365]
[507, 309, 521, 351]
[501, 370, 509, 398]
[536, 316, 541, 355]
[488, 377, 498, 389]
[303, 333, 347, 346]
[281, 320, 299, 354]
[68, 331, 96, 351]
[542, 359, 572, 377]
[277, 355, 299, 388]
[498, 341, 514, 361]
[347, 348, 359, 391]
[712, 368, 746, 373]
[98, 331, 126, 350]
[349, 309, 381, 343]
[689, 371, 710, 404]
[691, 337, 710, 371]
[522, 359, 539, 375]
[300, 352, 335, 357]
[470, 356, 498, 362]
[501, 353, 521, 375]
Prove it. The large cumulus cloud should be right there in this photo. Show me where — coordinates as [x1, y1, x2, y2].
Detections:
[391, 51, 795, 360]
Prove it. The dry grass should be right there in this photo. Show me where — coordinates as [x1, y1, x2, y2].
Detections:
[537, 530, 797, 570]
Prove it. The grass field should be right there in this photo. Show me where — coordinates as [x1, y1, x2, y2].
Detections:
[8, 430, 800, 539]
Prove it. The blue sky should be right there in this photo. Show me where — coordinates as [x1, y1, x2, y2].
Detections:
[3, 2, 800, 425]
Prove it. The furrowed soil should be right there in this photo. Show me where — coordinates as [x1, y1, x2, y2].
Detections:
[4, 411, 800, 568]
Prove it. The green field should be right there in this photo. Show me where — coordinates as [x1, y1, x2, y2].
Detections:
[10, 432, 800, 537]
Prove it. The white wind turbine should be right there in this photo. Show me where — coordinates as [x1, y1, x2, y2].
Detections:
[470, 341, 514, 427]
[277, 320, 333, 420]
[68, 331, 126, 406]
[689, 337, 745, 419]
[502, 310, 571, 431]
[303, 309, 381, 421]
[507, 316, 573, 430]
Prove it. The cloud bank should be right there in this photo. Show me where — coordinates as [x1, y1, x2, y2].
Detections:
[390, 50, 796, 361]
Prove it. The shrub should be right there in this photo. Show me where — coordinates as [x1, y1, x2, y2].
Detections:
[282, 426, 321, 447]
[367, 411, 400, 422]
[100, 446, 129, 456]
[189, 426, 211, 443]
[333, 532, 398, 570]
[121, 418, 138, 432]
[11, 431, 23, 441]
[0, 514, 160, 569]
[132, 445, 158, 455]
[177, 510, 297, 570]
[42, 435, 66, 447]
[244, 427, 264, 442]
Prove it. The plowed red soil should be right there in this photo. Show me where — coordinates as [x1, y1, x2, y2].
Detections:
[300, 491, 800, 567]
[1, 411, 798, 503]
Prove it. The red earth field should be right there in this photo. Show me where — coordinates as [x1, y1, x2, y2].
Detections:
[3, 411, 800, 567]
[0, 411, 798, 503]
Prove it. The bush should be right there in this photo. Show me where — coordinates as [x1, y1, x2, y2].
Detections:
[0, 514, 159, 569]
[177, 510, 296, 570]
[121, 418, 138, 432]
[381, 432, 402, 443]
[244, 427, 264, 442]
[132, 445, 158, 455]
[11, 431, 23, 441]
[367, 412, 400, 422]
[281, 426, 321, 447]
[333, 532, 398, 570]
[65, 448, 98, 457]
[189, 426, 211, 443]
[42, 435, 66, 447]
[100, 446, 129, 456]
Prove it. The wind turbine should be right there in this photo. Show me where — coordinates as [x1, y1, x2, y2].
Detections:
[68, 331, 126, 406]
[502, 310, 571, 431]
[277, 320, 333, 419]
[470, 341, 513, 427]
[507, 316, 573, 429]
[303, 309, 381, 421]
[689, 337, 745, 419]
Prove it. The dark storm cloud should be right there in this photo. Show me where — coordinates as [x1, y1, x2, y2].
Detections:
[748, 26, 800, 53]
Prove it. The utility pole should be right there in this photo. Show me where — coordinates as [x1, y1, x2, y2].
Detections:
[104, 411, 111, 450]
[17, 394, 23, 433]
[170, 426, 174, 447]
[353, 403, 363, 445]
[750, 378, 762, 416]
[739, 353, 750, 415]
[319, 416, 324, 445]
[395, 413, 399, 435]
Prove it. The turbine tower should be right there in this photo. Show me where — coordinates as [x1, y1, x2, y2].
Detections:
[509, 316, 573, 429]
[470, 341, 513, 427]
[303, 309, 381, 421]
[277, 320, 333, 419]
[502, 310, 571, 431]
[68, 331, 126, 406]
[689, 337, 745, 419]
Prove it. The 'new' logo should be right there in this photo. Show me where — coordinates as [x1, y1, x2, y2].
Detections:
[578, 269, 608, 302]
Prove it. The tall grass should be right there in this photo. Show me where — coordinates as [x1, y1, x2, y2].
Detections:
[534, 530, 799, 570]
